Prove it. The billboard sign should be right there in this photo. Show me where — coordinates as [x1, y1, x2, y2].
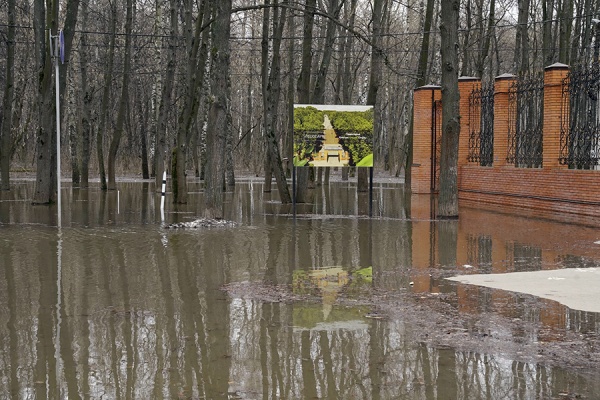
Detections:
[293, 104, 374, 167]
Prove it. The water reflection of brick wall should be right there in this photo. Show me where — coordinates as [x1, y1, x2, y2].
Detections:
[410, 199, 600, 335]
[412, 63, 600, 225]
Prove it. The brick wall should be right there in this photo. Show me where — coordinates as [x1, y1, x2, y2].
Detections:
[412, 63, 600, 223]
[411, 85, 441, 194]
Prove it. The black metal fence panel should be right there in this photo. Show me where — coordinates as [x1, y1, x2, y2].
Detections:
[508, 76, 544, 168]
[561, 64, 600, 170]
[468, 83, 494, 166]
[431, 100, 442, 192]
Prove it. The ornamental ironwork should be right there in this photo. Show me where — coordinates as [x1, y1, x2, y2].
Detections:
[468, 83, 494, 166]
[560, 63, 600, 169]
[507, 76, 544, 168]
[466, 234, 493, 272]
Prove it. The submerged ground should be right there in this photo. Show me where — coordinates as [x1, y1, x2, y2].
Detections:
[0, 174, 598, 399]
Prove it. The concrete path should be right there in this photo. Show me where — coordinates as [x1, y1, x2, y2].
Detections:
[447, 267, 600, 313]
[322, 114, 339, 145]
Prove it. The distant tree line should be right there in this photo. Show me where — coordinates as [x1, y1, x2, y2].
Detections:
[1, 0, 599, 217]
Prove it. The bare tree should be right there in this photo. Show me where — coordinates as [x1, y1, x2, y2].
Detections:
[542, 0, 556, 66]
[32, 0, 55, 204]
[475, 0, 495, 78]
[298, 0, 317, 103]
[204, 0, 233, 219]
[154, 0, 178, 191]
[33, 0, 80, 203]
[96, 2, 117, 191]
[173, 0, 210, 203]
[360, 0, 387, 193]
[107, 0, 134, 190]
[405, 0, 437, 189]
[0, 0, 16, 190]
[341, 0, 358, 104]
[514, 0, 530, 74]
[438, 0, 460, 218]
[295, 0, 317, 203]
[558, 0, 574, 64]
[366, 0, 385, 106]
[262, 0, 292, 203]
[77, 0, 93, 188]
[313, 0, 343, 104]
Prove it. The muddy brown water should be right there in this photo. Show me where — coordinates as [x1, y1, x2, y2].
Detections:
[0, 177, 599, 399]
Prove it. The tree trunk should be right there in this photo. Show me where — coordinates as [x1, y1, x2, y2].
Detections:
[32, 0, 57, 204]
[438, 0, 460, 218]
[68, 87, 80, 185]
[295, 166, 310, 203]
[475, 0, 495, 78]
[97, 2, 117, 191]
[460, 0, 472, 76]
[312, 0, 342, 104]
[262, 0, 271, 190]
[191, 99, 208, 179]
[542, 0, 555, 66]
[514, 0, 531, 74]
[226, 106, 236, 187]
[295, 0, 317, 203]
[173, 0, 210, 203]
[569, 0, 582, 65]
[357, 168, 369, 192]
[341, 167, 349, 181]
[559, 0, 573, 64]
[154, 0, 178, 191]
[363, 0, 385, 193]
[366, 0, 385, 106]
[416, 0, 435, 87]
[297, 0, 317, 103]
[139, 93, 150, 180]
[0, 0, 16, 190]
[79, 0, 92, 188]
[204, 0, 232, 219]
[264, 157, 273, 192]
[60, 0, 80, 185]
[32, 0, 79, 202]
[342, 0, 358, 104]
[263, 0, 292, 203]
[107, 0, 134, 190]
[286, 7, 296, 178]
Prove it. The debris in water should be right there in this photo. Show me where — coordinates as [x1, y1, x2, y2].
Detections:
[365, 312, 386, 320]
[165, 218, 239, 229]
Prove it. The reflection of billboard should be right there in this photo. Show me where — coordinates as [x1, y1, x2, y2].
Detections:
[292, 266, 372, 330]
[293, 104, 374, 167]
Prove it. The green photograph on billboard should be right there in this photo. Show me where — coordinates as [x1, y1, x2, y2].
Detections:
[293, 105, 374, 167]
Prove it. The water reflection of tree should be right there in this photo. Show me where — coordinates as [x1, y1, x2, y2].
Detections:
[2, 239, 19, 397]
[34, 237, 59, 399]
[2, 219, 600, 398]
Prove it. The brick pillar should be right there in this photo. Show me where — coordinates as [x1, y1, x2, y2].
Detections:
[543, 63, 569, 169]
[458, 77, 481, 171]
[493, 74, 516, 167]
[411, 85, 441, 193]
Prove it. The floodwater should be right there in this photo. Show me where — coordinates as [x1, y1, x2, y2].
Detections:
[0, 177, 599, 399]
